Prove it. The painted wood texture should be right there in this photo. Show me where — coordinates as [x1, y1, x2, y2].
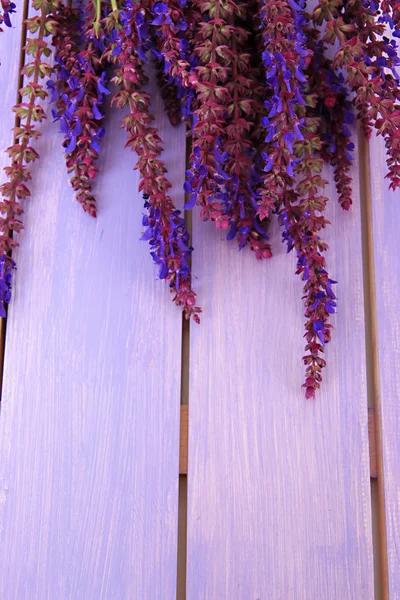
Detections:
[369, 134, 400, 599]
[0, 33, 184, 597]
[179, 407, 378, 478]
[187, 146, 374, 598]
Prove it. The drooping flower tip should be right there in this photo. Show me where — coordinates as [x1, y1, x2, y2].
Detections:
[0, 255, 15, 318]
[50, 3, 110, 217]
[174, 282, 201, 323]
[304, 386, 316, 400]
[111, 13, 201, 321]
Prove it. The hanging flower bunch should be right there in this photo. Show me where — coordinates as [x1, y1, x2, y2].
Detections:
[1, 0, 399, 397]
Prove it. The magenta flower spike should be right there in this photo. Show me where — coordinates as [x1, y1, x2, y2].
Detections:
[306, 38, 355, 210]
[258, 0, 335, 398]
[149, 0, 198, 128]
[0, 0, 58, 316]
[150, 0, 194, 90]
[50, 2, 110, 217]
[313, 0, 400, 190]
[219, 1, 272, 258]
[183, 0, 234, 227]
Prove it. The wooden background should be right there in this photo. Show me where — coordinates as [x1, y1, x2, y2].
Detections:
[0, 6, 398, 600]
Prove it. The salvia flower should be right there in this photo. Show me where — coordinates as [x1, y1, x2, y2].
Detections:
[219, 1, 272, 258]
[258, 0, 335, 397]
[109, 0, 201, 322]
[307, 35, 355, 210]
[183, 0, 233, 225]
[50, 2, 110, 217]
[313, 0, 400, 189]
[150, 0, 196, 125]
[258, 0, 310, 212]
[0, 255, 14, 317]
[0, 0, 58, 314]
[380, 0, 400, 31]
[186, 3, 270, 262]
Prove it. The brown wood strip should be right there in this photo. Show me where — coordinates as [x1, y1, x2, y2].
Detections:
[368, 408, 377, 479]
[368, 125, 400, 597]
[179, 405, 188, 475]
[179, 406, 378, 478]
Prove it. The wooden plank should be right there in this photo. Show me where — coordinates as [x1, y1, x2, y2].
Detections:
[0, 63, 184, 597]
[368, 133, 400, 599]
[187, 146, 374, 597]
[179, 407, 377, 478]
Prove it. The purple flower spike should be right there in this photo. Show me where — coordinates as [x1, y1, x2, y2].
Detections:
[108, 0, 201, 323]
[0, 256, 15, 316]
[259, 0, 334, 398]
[51, 3, 112, 218]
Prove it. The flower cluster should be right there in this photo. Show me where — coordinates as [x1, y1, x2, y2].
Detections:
[258, 0, 309, 212]
[306, 28, 355, 210]
[109, 0, 200, 322]
[380, 0, 400, 31]
[221, 1, 272, 258]
[308, 40, 355, 211]
[0, 0, 58, 313]
[49, 3, 110, 217]
[258, 0, 334, 398]
[2, 0, 400, 397]
[170, 0, 270, 260]
[184, 0, 235, 226]
[149, 0, 196, 124]
[313, 0, 400, 189]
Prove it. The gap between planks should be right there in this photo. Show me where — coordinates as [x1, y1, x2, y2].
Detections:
[178, 405, 377, 478]
[358, 131, 389, 600]
[176, 142, 192, 600]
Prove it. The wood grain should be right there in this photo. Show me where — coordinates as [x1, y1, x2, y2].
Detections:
[368, 133, 400, 600]
[0, 49, 184, 599]
[179, 407, 376, 478]
[180, 405, 188, 475]
[187, 143, 374, 598]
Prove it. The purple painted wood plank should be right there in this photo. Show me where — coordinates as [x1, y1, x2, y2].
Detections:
[187, 145, 374, 598]
[369, 135, 400, 599]
[0, 59, 184, 598]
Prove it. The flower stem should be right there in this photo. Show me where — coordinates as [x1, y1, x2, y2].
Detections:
[94, 0, 101, 36]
